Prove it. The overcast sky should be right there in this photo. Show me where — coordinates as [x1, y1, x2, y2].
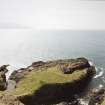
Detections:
[0, 0, 105, 30]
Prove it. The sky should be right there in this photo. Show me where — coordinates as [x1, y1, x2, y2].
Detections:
[0, 0, 105, 30]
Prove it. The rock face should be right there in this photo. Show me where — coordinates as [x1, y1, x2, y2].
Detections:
[31, 61, 45, 67]
[0, 72, 7, 90]
[62, 58, 90, 74]
[0, 65, 9, 90]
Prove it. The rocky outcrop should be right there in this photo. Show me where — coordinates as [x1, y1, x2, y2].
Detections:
[62, 58, 90, 74]
[6, 57, 96, 105]
[9, 57, 94, 105]
[31, 61, 45, 67]
[9, 61, 46, 83]
[9, 57, 93, 83]
[0, 65, 9, 90]
[0, 72, 7, 90]
[9, 70, 25, 83]
[18, 66, 95, 105]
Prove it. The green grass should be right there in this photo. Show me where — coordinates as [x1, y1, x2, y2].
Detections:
[101, 99, 105, 105]
[11, 65, 87, 96]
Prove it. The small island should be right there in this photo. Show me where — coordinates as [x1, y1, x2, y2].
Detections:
[0, 57, 104, 105]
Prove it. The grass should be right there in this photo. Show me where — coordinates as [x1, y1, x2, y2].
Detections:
[11, 65, 87, 96]
[101, 99, 105, 105]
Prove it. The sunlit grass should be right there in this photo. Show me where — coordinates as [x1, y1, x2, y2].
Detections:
[101, 99, 105, 105]
[12, 65, 87, 96]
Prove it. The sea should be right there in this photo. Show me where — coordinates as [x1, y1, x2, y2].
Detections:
[0, 29, 105, 89]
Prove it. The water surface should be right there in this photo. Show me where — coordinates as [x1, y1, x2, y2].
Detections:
[0, 29, 104, 88]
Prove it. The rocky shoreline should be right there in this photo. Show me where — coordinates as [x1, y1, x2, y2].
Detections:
[0, 57, 105, 105]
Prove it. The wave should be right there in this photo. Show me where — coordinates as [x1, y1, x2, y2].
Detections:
[94, 67, 104, 79]
[88, 61, 104, 79]
[99, 84, 103, 89]
[5, 63, 27, 80]
[6, 66, 17, 80]
[79, 99, 89, 105]
[89, 61, 94, 66]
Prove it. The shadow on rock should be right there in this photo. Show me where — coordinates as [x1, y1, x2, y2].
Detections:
[19, 67, 95, 105]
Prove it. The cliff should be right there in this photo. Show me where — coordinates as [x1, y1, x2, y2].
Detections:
[0, 57, 96, 105]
